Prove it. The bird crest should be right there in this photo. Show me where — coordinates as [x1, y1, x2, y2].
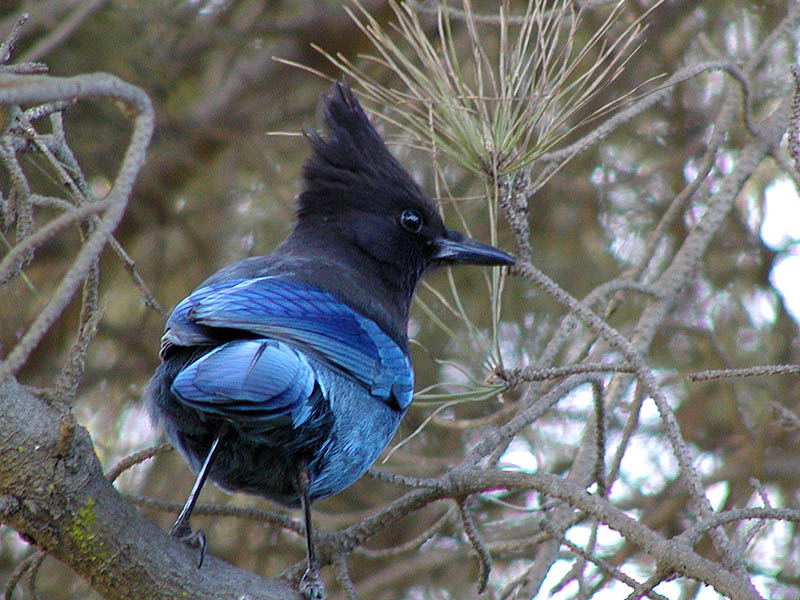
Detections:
[298, 80, 433, 220]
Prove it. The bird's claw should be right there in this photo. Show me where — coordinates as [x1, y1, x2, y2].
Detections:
[169, 522, 207, 568]
[299, 567, 326, 600]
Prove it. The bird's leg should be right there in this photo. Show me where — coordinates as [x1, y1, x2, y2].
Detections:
[296, 462, 326, 600]
[170, 427, 225, 568]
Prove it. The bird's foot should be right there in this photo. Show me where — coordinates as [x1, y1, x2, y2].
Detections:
[169, 521, 207, 568]
[299, 567, 326, 600]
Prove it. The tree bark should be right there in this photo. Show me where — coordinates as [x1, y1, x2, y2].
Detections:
[0, 378, 300, 600]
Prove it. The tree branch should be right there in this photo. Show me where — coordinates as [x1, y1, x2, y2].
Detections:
[0, 378, 299, 600]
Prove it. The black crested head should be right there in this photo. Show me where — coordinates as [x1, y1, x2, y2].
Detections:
[283, 80, 513, 339]
[295, 78, 512, 268]
[297, 79, 435, 224]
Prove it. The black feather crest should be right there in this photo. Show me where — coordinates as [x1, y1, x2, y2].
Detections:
[297, 80, 431, 219]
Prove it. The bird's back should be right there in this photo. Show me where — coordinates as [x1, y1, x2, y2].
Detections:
[146, 255, 413, 507]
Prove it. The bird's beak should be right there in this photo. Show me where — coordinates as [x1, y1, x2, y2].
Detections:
[432, 229, 515, 266]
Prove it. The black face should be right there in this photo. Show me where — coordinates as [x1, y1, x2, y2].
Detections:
[297, 80, 514, 282]
[346, 201, 444, 271]
[346, 201, 513, 277]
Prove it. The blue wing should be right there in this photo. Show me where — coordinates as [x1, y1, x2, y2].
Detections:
[171, 339, 316, 431]
[165, 276, 414, 412]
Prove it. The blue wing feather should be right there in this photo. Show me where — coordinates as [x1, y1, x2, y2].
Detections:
[162, 280, 247, 351]
[171, 339, 316, 428]
[167, 276, 414, 415]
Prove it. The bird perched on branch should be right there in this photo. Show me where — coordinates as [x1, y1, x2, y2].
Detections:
[146, 79, 514, 599]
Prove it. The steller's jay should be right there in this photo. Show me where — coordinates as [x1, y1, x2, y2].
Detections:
[146, 80, 514, 599]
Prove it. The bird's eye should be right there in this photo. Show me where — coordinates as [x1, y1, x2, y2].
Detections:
[399, 209, 423, 233]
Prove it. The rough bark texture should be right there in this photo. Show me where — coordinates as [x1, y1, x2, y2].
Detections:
[0, 378, 299, 600]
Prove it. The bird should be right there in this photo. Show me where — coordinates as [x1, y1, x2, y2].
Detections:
[146, 79, 514, 599]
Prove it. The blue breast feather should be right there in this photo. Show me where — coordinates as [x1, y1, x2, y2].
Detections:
[168, 276, 414, 425]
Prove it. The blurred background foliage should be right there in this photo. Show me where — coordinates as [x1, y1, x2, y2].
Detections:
[1, 0, 800, 598]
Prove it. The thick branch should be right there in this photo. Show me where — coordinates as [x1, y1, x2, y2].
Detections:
[0, 378, 298, 600]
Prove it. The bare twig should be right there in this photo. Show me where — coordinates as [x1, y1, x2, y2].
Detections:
[105, 443, 173, 483]
[590, 380, 607, 498]
[353, 506, 453, 558]
[0, 13, 45, 75]
[55, 300, 105, 403]
[789, 66, 800, 176]
[3, 549, 46, 600]
[677, 506, 800, 547]
[332, 554, 359, 600]
[688, 363, 800, 381]
[125, 494, 303, 534]
[540, 61, 755, 167]
[538, 517, 669, 600]
[496, 362, 635, 388]
[457, 497, 492, 593]
[0, 73, 154, 380]
[0, 13, 26, 64]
